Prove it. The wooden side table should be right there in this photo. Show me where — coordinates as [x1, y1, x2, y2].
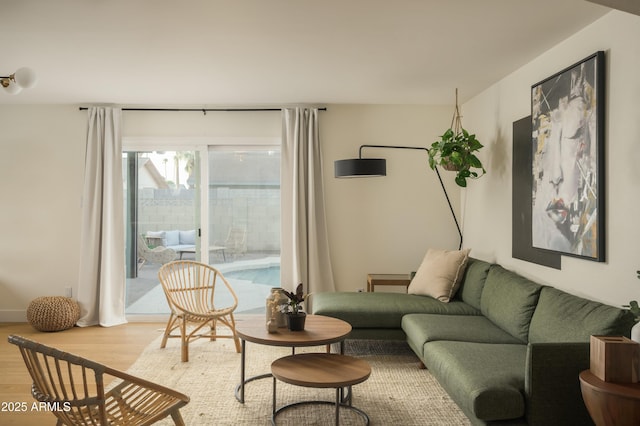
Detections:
[234, 315, 352, 403]
[579, 369, 640, 426]
[366, 273, 411, 292]
[271, 353, 371, 425]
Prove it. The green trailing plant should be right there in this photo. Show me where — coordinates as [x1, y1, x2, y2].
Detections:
[428, 127, 485, 187]
[427, 89, 486, 187]
[625, 270, 640, 321]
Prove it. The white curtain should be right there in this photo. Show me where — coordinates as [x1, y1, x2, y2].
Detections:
[281, 108, 336, 297]
[76, 107, 127, 327]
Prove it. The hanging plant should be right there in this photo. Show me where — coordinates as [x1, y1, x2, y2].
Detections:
[428, 89, 486, 187]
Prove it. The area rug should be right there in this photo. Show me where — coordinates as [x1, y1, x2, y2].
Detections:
[127, 331, 471, 425]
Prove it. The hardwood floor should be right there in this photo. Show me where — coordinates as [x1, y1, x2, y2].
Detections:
[0, 322, 165, 426]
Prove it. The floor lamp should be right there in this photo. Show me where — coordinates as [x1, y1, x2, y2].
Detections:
[334, 144, 462, 250]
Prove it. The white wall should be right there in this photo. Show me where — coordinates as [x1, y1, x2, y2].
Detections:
[4, 11, 637, 320]
[0, 107, 281, 321]
[0, 104, 455, 319]
[461, 10, 640, 307]
[0, 106, 85, 320]
[322, 105, 459, 291]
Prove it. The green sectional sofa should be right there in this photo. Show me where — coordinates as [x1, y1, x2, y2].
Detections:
[311, 258, 635, 425]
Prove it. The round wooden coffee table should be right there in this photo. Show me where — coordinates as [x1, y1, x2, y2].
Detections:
[271, 353, 371, 425]
[235, 314, 352, 403]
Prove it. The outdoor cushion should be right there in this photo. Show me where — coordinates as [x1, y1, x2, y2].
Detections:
[481, 265, 542, 342]
[311, 292, 479, 329]
[407, 248, 470, 302]
[528, 286, 635, 343]
[164, 230, 180, 247]
[402, 313, 522, 358]
[423, 341, 527, 421]
[179, 230, 196, 245]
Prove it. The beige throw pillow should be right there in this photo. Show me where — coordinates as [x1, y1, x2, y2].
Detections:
[408, 248, 471, 302]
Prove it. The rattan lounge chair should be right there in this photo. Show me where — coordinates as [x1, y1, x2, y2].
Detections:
[8, 334, 189, 425]
[158, 260, 241, 362]
[137, 234, 177, 269]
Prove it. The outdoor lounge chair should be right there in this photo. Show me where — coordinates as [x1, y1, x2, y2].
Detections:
[8, 334, 190, 425]
[137, 234, 177, 268]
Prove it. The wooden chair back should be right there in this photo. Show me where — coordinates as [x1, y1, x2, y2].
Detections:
[8, 334, 189, 425]
[158, 260, 238, 316]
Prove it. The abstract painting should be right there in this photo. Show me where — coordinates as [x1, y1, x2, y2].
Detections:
[531, 51, 605, 261]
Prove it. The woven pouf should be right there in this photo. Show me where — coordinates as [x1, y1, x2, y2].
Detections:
[27, 296, 80, 332]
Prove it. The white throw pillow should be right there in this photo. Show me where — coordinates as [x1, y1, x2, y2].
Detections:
[407, 248, 471, 302]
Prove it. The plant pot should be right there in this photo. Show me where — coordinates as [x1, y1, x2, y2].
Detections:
[441, 161, 460, 171]
[286, 312, 307, 331]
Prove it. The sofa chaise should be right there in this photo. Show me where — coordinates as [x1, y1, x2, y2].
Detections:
[311, 256, 635, 425]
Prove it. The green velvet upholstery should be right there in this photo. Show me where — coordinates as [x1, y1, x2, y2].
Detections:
[311, 292, 479, 329]
[423, 341, 528, 422]
[480, 266, 542, 342]
[455, 258, 491, 310]
[402, 314, 522, 357]
[528, 286, 636, 343]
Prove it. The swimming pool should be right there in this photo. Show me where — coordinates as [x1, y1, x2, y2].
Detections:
[225, 266, 281, 287]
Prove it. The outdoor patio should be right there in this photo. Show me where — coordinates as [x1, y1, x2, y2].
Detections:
[126, 251, 280, 316]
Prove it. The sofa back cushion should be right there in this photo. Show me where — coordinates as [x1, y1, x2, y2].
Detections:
[528, 286, 636, 343]
[456, 258, 491, 310]
[164, 230, 180, 247]
[481, 265, 542, 342]
[179, 230, 196, 245]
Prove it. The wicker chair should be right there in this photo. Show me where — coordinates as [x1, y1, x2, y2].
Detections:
[7, 335, 189, 426]
[158, 260, 241, 362]
[137, 234, 177, 269]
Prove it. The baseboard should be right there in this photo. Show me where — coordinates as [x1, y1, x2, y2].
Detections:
[126, 314, 171, 323]
[0, 310, 27, 322]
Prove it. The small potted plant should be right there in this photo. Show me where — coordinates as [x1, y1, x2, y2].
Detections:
[280, 283, 307, 331]
[625, 270, 640, 342]
[427, 89, 486, 187]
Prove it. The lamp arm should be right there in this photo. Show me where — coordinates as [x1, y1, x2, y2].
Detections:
[358, 144, 463, 250]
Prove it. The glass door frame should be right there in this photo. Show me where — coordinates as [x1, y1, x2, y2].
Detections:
[124, 136, 280, 264]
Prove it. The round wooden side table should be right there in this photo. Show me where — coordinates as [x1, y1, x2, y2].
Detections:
[235, 314, 352, 403]
[271, 353, 371, 425]
[579, 370, 640, 426]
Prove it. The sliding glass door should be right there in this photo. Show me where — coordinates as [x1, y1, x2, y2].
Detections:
[207, 147, 281, 315]
[124, 150, 200, 315]
[123, 143, 280, 317]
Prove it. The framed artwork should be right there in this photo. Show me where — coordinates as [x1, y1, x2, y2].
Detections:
[512, 116, 561, 269]
[531, 51, 605, 262]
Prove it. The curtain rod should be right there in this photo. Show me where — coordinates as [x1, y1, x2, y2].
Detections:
[78, 107, 327, 113]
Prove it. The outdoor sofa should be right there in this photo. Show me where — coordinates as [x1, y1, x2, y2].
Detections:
[146, 230, 196, 258]
[312, 256, 635, 425]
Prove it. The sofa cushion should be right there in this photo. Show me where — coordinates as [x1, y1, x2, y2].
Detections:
[528, 286, 636, 343]
[481, 265, 542, 342]
[311, 292, 479, 329]
[179, 229, 196, 245]
[455, 258, 491, 310]
[423, 341, 527, 421]
[407, 248, 470, 302]
[402, 314, 522, 358]
[164, 230, 180, 247]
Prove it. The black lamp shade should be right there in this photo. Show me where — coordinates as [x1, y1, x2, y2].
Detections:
[334, 158, 386, 178]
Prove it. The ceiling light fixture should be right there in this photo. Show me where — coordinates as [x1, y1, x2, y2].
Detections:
[1, 67, 37, 94]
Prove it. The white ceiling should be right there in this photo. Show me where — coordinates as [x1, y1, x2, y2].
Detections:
[1, 0, 612, 106]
